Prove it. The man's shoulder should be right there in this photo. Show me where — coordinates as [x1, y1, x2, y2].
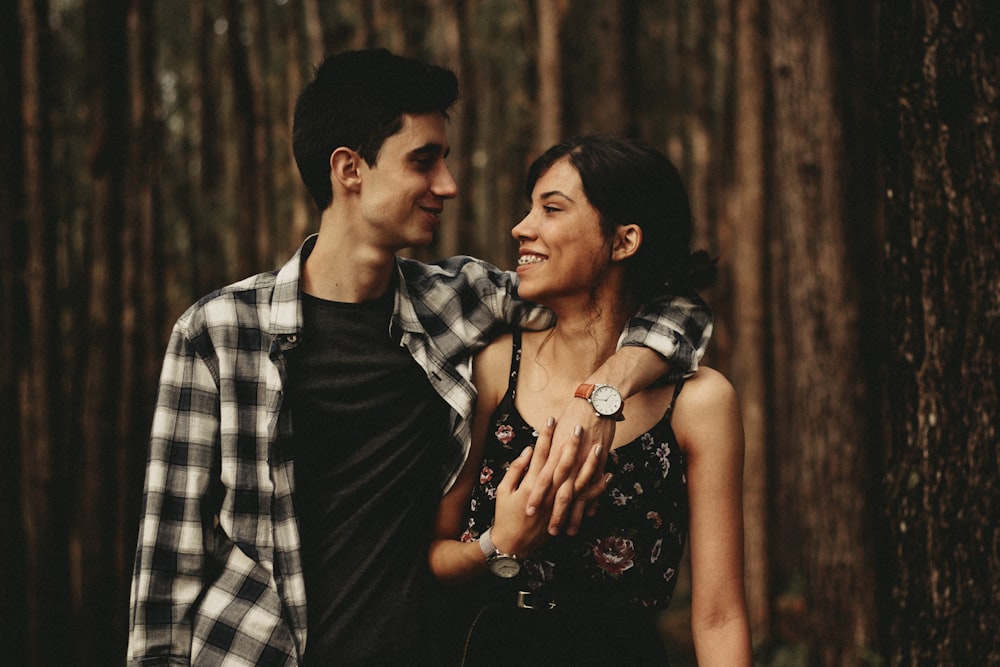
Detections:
[175, 269, 283, 335]
[397, 255, 510, 292]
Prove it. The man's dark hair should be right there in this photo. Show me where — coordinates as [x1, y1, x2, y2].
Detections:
[292, 48, 459, 210]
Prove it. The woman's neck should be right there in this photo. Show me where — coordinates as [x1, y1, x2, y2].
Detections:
[536, 291, 635, 377]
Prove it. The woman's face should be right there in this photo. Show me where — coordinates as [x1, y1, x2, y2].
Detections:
[512, 157, 610, 305]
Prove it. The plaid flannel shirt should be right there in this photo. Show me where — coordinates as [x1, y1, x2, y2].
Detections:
[126, 235, 713, 666]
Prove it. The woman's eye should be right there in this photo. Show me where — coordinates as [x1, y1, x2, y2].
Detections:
[544, 205, 561, 213]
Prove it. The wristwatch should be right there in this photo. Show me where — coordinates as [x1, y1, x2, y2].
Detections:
[574, 383, 625, 421]
[479, 527, 522, 579]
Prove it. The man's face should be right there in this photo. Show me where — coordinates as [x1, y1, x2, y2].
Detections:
[356, 113, 458, 251]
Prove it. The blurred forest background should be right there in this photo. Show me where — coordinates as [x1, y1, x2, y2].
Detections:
[2, 1, 998, 666]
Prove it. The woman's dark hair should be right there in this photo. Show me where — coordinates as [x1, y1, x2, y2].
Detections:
[524, 135, 716, 303]
[293, 49, 459, 210]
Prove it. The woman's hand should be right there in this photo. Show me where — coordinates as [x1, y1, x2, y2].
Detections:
[491, 417, 613, 554]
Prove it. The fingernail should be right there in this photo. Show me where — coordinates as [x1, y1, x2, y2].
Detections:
[526, 506, 536, 516]
[604, 473, 614, 484]
[593, 444, 602, 457]
[574, 425, 583, 436]
[546, 416, 555, 427]
[522, 446, 532, 457]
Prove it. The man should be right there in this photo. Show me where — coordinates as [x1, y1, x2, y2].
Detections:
[127, 49, 712, 666]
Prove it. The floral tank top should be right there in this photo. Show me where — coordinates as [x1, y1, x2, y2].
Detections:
[460, 330, 689, 609]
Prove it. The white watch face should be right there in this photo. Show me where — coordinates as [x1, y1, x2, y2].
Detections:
[591, 385, 622, 416]
[489, 556, 522, 579]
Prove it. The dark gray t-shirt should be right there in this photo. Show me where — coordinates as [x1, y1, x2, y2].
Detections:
[287, 291, 451, 666]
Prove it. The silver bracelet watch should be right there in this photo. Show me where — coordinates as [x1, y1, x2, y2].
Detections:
[478, 527, 522, 579]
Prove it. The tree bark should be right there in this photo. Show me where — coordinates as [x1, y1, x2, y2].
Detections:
[118, 0, 164, 649]
[535, 0, 565, 149]
[767, 0, 883, 664]
[726, 0, 771, 646]
[285, 0, 320, 250]
[19, 0, 72, 665]
[2, 2, 28, 664]
[590, 0, 628, 135]
[426, 0, 464, 259]
[75, 0, 130, 662]
[880, 1, 1000, 664]
[227, 0, 272, 275]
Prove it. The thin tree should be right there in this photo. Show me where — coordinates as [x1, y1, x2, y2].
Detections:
[767, 0, 880, 663]
[19, 0, 73, 665]
[2, 1, 28, 663]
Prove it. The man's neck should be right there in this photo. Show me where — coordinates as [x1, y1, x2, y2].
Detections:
[301, 227, 397, 303]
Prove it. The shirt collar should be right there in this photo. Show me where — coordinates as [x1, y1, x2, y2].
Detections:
[268, 234, 317, 336]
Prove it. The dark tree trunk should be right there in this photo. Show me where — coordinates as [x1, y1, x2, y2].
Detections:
[18, 0, 73, 665]
[227, 0, 272, 275]
[75, 0, 130, 662]
[535, 0, 565, 149]
[725, 0, 772, 646]
[767, 0, 880, 663]
[880, 1, 1000, 664]
[1, 1, 28, 664]
[426, 0, 464, 259]
[117, 0, 164, 651]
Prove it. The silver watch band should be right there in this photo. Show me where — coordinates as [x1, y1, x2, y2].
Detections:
[479, 527, 497, 559]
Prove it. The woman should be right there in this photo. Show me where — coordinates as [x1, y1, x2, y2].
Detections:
[429, 136, 752, 666]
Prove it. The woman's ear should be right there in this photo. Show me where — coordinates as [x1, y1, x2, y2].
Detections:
[612, 224, 642, 261]
[330, 147, 362, 192]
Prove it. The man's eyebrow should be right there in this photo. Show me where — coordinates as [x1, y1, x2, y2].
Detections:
[410, 143, 450, 158]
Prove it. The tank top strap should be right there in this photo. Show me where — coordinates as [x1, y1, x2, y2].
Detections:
[507, 329, 524, 399]
[663, 379, 686, 422]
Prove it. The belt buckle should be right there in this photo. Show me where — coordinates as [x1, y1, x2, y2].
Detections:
[516, 590, 556, 610]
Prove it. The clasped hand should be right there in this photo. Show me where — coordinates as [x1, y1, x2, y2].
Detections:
[490, 413, 614, 557]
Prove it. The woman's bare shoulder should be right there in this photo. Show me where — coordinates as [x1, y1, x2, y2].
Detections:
[678, 366, 738, 406]
[672, 366, 742, 447]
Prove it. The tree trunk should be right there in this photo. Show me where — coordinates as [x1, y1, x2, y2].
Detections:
[227, 0, 271, 275]
[19, 0, 73, 665]
[118, 0, 164, 649]
[880, 1, 1000, 664]
[726, 0, 771, 646]
[285, 0, 319, 250]
[590, 0, 628, 135]
[426, 0, 464, 259]
[75, 0, 130, 662]
[2, 2, 28, 664]
[535, 0, 565, 149]
[767, 0, 880, 663]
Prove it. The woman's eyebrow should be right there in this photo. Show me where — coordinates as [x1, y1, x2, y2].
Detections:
[539, 189, 574, 202]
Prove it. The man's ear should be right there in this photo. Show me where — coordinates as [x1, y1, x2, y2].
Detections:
[330, 147, 362, 192]
[612, 224, 642, 261]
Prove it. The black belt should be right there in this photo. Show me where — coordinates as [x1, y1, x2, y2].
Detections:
[515, 589, 558, 610]
[510, 588, 631, 612]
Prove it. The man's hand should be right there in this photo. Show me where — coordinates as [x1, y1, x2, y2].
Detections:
[525, 398, 616, 535]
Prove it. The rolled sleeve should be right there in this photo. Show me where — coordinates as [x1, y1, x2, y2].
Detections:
[619, 291, 714, 381]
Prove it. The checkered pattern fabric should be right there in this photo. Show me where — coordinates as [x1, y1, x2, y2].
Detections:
[126, 235, 712, 665]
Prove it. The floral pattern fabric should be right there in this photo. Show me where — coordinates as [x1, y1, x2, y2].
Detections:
[462, 332, 689, 609]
